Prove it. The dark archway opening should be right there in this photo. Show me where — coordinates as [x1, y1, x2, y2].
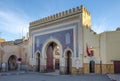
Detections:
[114, 61, 120, 73]
[36, 52, 40, 72]
[89, 60, 95, 73]
[8, 55, 17, 70]
[66, 51, 72, 74]
[46, 42, 60, 72]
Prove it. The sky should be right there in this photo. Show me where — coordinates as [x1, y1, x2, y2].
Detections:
[0, 0, 120, 41]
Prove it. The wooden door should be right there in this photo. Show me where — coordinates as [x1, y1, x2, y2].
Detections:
[46, 46, 53, 72]
[114, 61, 120, 73]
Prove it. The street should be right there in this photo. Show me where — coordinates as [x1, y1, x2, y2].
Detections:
[0, 73, 111, 81]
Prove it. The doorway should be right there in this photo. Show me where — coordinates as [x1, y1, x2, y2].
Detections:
[46, 42, 60, 72]
[114, 61, 120, 73]
[89, 60, 95, 73]
[66, 51, 72, 74]
[36, 52, 40, 72]
[8, 55, 17, 70]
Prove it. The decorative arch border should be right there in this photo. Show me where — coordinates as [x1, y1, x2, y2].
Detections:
[63, 47, 73, 74]
[42, 37, 63, 59]
[34, 50, 42, 58]
[64, 47, 73, 58]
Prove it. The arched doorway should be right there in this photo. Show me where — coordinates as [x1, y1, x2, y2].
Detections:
[8, 55, 17, 70]
[36, 52, 40, 72]
[46, 42, 60, 72]
[89, 60, 95, 73]
[66, 51, 72, 74]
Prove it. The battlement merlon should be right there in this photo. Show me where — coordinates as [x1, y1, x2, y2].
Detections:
[30, 5, 91, 28]
[81, 5, 91, 28]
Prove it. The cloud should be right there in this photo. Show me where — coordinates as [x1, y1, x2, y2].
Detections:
[0, 10, 29, 41]
[92, 18, 108, 34]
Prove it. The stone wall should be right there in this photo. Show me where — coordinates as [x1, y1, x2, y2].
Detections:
[71, 67, 84, 75]
[83, 63, 114, 74]
[102, 64, 114, 74]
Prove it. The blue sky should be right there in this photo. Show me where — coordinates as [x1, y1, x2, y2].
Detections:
[0, 0, 120, 41]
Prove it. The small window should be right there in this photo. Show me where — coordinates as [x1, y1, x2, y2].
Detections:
[90, 50, 94, 56]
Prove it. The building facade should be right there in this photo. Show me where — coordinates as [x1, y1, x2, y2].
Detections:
[0, 5, 120, 74]
[29, 6, 91, 74]
[29, 5, 120, 74]
[0, 39, 30, 71]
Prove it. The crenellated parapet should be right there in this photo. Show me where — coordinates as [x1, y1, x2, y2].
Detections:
[30, 5, 91, 27]
[81, 5, 91, 28]
[81, 5, 90, 16]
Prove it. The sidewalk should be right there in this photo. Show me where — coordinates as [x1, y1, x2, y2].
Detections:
[107, 74, 120, 81]
[0, 71, 26, 76]
[43, 70, 60, 75]
[1, 71, 120, 81]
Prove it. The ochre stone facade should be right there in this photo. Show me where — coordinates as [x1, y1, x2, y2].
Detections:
[83, 63, 114, 74]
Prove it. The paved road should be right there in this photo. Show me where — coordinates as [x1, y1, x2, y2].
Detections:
[0, 73, 111, 81]
[107, 74, 120, 81]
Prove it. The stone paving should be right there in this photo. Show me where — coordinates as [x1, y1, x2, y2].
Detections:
[0, 72, 111, 81]
[0, 71, 26, 76]
[107, 74, 120, 81]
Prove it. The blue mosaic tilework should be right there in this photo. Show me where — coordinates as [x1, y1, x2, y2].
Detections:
[34, 29, 74, 57]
